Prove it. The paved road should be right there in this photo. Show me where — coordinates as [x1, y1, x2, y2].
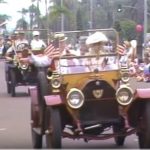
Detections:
[0, 60, 146, 149]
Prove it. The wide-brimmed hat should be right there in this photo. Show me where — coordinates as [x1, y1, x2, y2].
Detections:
[54, 33, 67, 41]
[86, 32, 108, 45]
[33, 31, 40, 36]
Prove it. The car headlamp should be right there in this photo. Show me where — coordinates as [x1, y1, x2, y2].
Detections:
[67, 88, 84, 109]
[116, 85, 133, 106]
[51, 78, 61, 88]
[121, 72, 130, 83]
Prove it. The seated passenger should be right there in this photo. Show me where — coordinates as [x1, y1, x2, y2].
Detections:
[20, 32, 136, 71]
[83, 31, 117, 70]
[20, 33, 69, 67]
[30, 31, 47, 51]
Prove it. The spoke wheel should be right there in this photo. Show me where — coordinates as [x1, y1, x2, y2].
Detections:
[138, 102, 150, 148]
[46, 107, 62, 148]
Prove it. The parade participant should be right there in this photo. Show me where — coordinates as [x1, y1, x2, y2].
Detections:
[6, 30, 28, 54]
[85, 31, 108, 55]
[20, 33, 68, 67]
[84, 31, 118, 70]
[30, 31, 47, 51]
[20, 32, 137, 69]
[5, 30, 29, 61]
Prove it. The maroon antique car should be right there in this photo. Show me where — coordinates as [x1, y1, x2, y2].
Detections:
[29, 29, 150, 148]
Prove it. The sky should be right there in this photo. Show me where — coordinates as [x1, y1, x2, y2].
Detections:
[0, 0, 46, 31]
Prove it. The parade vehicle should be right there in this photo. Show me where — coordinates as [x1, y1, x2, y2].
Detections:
[29, 29, 150, 148]
[5, 43, 38, 97]
[5, 29, 47, 97]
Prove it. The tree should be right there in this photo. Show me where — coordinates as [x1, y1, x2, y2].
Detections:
[31, 0, 41, 27]
[0, 0, 10, 23]
[120, 19, 136, 41]
[17, 8, 29, 29]
[47, 0, 74, 31]
[16, 19, 28, 30]
[28, 4, 41, 29]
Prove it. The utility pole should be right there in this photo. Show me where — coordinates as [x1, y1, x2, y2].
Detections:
[61, 0, 64, 31]
[45, 0, 49, 44]
[89, 0, 93, 29]
[37, 0, 40, 28]
[144, 0, 148, 47]
[133, 0, 144, 60]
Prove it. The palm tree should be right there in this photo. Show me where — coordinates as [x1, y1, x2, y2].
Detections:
[0, 0, 6, 3]
[29, 4, 40, 29]
[17, 8, 29, 29]
[48, 0, 76, 31]
[0, 0, 10, 23]
[31, 0, 41, 27]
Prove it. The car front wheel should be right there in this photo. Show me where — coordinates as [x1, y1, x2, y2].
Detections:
[45, 107, 62, 148]
[138, 101, 150, 148]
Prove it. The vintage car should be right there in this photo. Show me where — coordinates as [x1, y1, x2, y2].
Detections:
[5, 42, 40, 97]
[5, 29, 48, 97]
[29, 29, 150, 148]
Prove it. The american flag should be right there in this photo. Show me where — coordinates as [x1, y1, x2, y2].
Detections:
[44, 43, 60, 58]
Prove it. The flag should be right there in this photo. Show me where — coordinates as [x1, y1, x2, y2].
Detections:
[44, 44, 60, 58]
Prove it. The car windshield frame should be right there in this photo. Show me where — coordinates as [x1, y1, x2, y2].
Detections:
[51, 29, 119, 75]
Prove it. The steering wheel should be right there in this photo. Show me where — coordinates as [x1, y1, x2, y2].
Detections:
[16, 43, 30, 52]
[16, 43, 31, 58]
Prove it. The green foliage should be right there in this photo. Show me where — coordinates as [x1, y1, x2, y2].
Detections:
[16, 18, 28, 30]
[0, 14, 10, 21]
[50, 5, 71, 18]
[120, 19, 136, 41]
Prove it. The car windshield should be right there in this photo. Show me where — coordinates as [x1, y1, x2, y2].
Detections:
[52, 29, 119, 74]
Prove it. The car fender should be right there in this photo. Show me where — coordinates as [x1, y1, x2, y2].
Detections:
[135, 88, 150, 99]
[44, 95, 63, 106]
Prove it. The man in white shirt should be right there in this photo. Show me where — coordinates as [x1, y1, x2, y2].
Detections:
[30, 31, 46, 51]
[6, 31, 28, 53]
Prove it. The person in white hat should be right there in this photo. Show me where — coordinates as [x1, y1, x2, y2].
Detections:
[30, 31, 47, 51]
[85, 32, 108, 55]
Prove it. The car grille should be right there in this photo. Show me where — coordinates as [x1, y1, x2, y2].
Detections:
[79, 80, 119, 125]
[82, 80, 116, 100]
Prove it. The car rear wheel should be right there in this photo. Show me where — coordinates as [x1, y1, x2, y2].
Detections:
[46, 107, 62, 148]
[138, 101, 150, 148]
[10, 69, 16, 97]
